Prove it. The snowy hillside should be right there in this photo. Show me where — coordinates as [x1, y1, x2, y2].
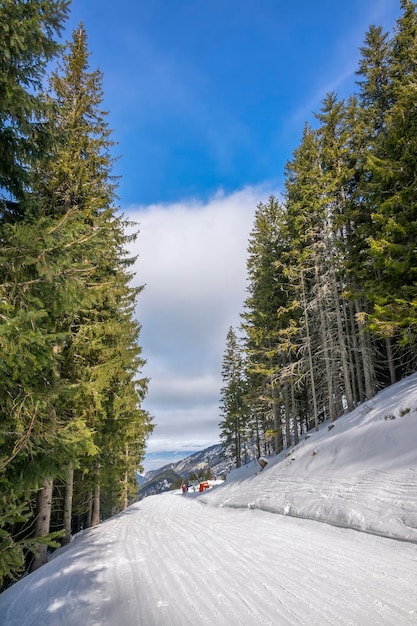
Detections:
[0, 375, 416, 625]
[143, 443, 231, 483]
[201, 373, 417, 541]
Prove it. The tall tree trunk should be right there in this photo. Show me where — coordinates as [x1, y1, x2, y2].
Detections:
[348, 299, 364, 402]
[314, 261, 336, 421]
[291, 384, 299, 445]
[62, 462, 74, 546]
[354, 297, 376, 399]
[30, 477, 53, 572]
[385, 337, 397, 385]
[234, 415, 241, 468]
[344, 298, 361, 404]
[123, 471, 129, 510]
[271, 385, 283, 453]
[123, 445, 129, 510]
[86, 490, 93, 528]
[283, 379, 291, 448]
[301, 272, 319, 430]
[91, 482, 100, 527]
[255, 414, 261, 458]
[330, 265, 354, 412]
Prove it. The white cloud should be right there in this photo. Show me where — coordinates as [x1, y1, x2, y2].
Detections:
[125, 185, 278, 457]
[147, 372, 220, 408]
[146, 433, 217, 455]
[130, 187, 259, 305]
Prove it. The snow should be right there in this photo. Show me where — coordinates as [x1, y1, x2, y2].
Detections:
[1, 375, 417, 625]
[200, 373, 417, 543]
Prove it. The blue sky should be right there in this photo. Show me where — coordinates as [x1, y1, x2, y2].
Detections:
[62, 0, 401, 472]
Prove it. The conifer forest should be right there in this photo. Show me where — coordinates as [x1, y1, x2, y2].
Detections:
[220, 2, 417, 468]
[0, 1, 152, 586]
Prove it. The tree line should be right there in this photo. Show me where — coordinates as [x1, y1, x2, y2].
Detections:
[220, 1, 417, 467]
[0, 1, 152, 586]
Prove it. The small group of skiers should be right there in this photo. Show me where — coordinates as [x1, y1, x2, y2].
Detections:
[181, 483, 189, 496]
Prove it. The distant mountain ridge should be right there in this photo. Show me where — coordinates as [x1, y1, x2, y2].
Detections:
[138, 444, 232, 499]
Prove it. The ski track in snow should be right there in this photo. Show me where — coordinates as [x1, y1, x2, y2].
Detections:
[1, 493, 416, 626]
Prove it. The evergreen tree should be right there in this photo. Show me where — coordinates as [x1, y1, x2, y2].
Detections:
[0, 0, 75, 584]
[0, 21, 152, 581]
[219, 327, 248, 468]
[366, 1, 417, 358]
[226, 4, 417, 472]
[241, 196, 290, 451]
[30, 23, 152, 543]
[315, 93, 356, 412]
[284, 124, 331, 429]
[353, 22, 397, 388]
[356, 24, 392, 135]
[0, 0, 70, 205]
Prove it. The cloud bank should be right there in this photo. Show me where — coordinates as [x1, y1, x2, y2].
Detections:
[126, 186, 277, 470]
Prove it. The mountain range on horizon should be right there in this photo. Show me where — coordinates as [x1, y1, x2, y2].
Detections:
[137, 444, 234, 499]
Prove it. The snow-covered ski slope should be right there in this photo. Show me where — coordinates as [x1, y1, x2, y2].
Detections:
[0, 374, 417, 625]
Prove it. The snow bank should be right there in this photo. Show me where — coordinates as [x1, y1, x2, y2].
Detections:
[199, 374, 417, 541]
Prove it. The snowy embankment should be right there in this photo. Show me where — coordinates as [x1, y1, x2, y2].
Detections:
[200, 373, 417, 542]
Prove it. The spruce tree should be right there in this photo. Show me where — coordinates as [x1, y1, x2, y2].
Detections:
[29, 23, 152, 541]
[0, 20, 152, 580]
[0, 0, 70, 205]
[219, 327, 248, 468]
[356, 25, 392, 135]
[284, 125, 332, 429]
[0, 0, 74, 584]
[353, 22, 397, 388]
[241, 196, 290, 451]
[366, 1, 417, 357]
[315, 93, 356, 412]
